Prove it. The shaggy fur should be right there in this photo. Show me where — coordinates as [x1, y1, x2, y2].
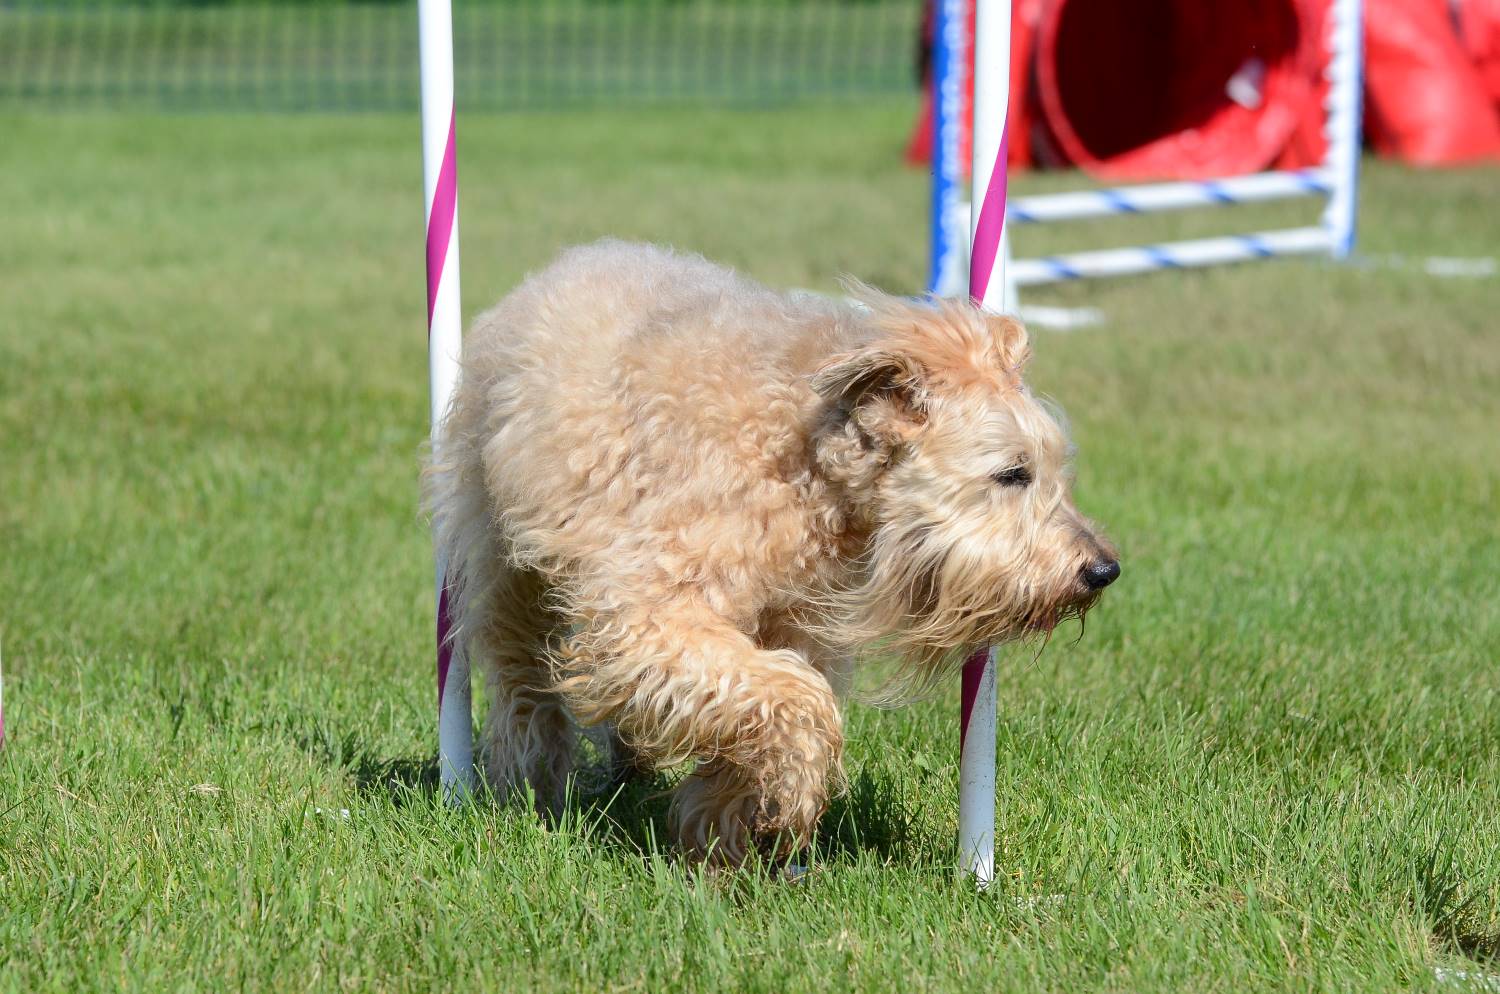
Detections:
[426, 240, 1117, 864]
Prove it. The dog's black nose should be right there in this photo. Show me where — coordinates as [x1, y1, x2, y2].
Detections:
[1082, 559, 1120, 590]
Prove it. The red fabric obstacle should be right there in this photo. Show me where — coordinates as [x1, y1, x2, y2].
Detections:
[1459, 0, 1500, 107]
[1362, 0, 1500, 163]
[1034, 0, 1315, 179]
[904, 0, 1040, 172]
[1283, 0, 1500, 167]
[907, 0, 1500, 176]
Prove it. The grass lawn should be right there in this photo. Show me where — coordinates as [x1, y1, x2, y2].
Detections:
[1, 103, 1497, 992]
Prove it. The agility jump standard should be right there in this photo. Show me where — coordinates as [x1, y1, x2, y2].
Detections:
[931, 0, 1364, 299]
[420, 0, 476, 802]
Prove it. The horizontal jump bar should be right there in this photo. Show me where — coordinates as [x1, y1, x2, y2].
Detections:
[1008, 170, 1334, 225]
[1010, 225, 1335, 286]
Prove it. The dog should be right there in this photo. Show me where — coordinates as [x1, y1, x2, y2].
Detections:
[426, 240, 1117, 864]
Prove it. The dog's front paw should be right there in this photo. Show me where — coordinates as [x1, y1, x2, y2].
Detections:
[671, 761, 760, 866]
[670, 709, 843, 868]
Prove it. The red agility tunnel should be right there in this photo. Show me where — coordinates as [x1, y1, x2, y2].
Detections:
[1362, 0, 1500, 163]
[1033, 0, 1317, 179]
[1282, 0, 1500, 168]
[906, 0, 1500, 176]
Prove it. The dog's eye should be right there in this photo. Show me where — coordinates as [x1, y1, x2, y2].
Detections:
[991, 465, 1033, 488]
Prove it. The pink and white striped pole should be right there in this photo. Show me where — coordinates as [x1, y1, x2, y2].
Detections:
[959, 0, 1012, 887]
[418, 0, 475, 802]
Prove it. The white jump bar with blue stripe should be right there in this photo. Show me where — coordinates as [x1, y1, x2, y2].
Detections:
[1010, 225, 1334, 286]
[1008, 169, 1334, 225]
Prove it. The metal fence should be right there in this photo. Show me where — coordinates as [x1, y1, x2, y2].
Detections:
[0, 1, 923, 111]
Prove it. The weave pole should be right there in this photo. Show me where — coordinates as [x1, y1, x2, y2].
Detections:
[958, 0, 1011, 888]
[419, 0, 475, 802]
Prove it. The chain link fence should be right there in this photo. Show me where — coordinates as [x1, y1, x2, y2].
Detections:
[0, 1, 922, 111]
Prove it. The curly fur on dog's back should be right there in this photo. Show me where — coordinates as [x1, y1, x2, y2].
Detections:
[437, 240, 869, 631]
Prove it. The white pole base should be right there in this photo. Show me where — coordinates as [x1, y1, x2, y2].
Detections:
[958, 648, 998, 888]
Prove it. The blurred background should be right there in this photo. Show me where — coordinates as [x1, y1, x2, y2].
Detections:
[0, 0, 923, 112]
[3, 0, 1499, 171]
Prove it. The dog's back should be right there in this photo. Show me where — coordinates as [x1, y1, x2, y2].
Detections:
[426, 241, 857, 675]
[459, 239, 846, 432]
[441, 240, 853, 563]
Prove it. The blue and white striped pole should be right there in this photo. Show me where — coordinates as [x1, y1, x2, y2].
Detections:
[929, 0, 968, 299]
[1008, 225, 1335, 286]
[1322, 0, 1364, 260]
[1007, 168, 1335, 225]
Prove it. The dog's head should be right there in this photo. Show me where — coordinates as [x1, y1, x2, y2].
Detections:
[811, 293, 1117, 681]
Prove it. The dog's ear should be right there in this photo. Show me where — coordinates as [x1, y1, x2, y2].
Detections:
[811, 345, 928, 446]
[984, 313, 1031, 383]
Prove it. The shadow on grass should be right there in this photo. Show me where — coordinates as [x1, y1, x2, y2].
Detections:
[814, 769, 928, 864]
[287, 716, 440, 800]
[1417, 839, 1500, 966]
[286, 713, 922, 865]
[285, 713, 679, 854]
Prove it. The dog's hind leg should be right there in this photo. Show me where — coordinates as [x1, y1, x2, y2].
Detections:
[474, 567, 576, 819]
[559, 605, 844, 864]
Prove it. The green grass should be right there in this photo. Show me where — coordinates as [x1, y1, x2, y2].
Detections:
[2, 104, 1498, 992]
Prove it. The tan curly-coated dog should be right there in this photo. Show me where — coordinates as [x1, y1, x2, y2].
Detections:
[427, 240, 1118, 864]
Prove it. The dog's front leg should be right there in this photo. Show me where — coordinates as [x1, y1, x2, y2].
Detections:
[558, 608, 843, 865]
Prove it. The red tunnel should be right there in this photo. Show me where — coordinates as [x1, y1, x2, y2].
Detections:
[1034, 0, 1317, 179]
[906, 0, 1500, 177]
